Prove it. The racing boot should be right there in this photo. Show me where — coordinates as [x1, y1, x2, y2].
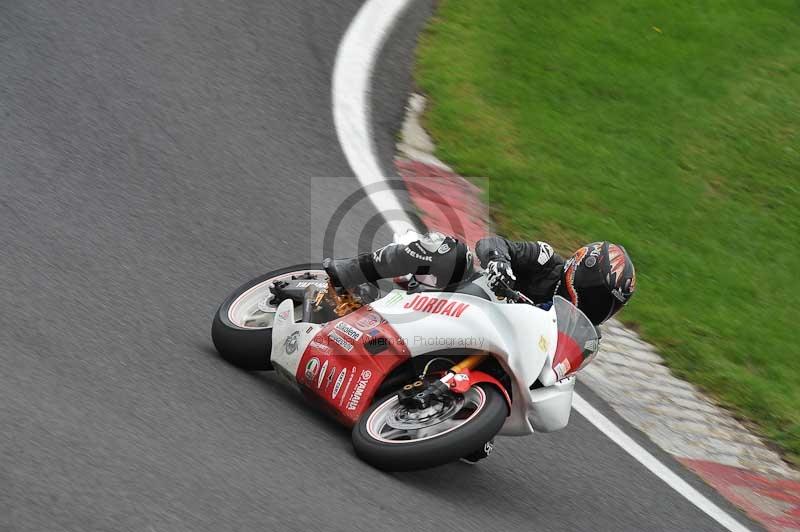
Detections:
[323, 254, 380, 289]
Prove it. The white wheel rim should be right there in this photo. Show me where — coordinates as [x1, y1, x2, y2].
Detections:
[365, 387, 486, 444]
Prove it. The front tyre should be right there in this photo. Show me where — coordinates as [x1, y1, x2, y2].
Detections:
[352, 384, 508, 471]
[211, 264, 326, 370]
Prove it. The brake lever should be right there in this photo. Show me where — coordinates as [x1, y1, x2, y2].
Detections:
[496, 279, 535, 305]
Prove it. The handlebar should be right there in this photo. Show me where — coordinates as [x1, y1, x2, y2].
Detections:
[495, 279, 535, 305]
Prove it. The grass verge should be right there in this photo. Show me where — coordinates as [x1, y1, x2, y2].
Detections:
[416, 0, 800, 464]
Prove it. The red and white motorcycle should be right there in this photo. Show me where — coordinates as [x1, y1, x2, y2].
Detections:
[212, 264, 600, 471]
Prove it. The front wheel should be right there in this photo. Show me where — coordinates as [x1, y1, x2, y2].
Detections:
[352, 384, 508, 471]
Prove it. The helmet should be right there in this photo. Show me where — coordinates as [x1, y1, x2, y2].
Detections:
[556, 242, 636, 325]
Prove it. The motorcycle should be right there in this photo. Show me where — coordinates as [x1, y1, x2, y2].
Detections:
[212, 263, 600, 471]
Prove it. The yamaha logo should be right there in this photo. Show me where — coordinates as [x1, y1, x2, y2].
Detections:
[346, 369, 373, 411]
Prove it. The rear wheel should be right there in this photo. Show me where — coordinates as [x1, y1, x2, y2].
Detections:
[211, 264, 327, 370]
[352, 383, 507, 471]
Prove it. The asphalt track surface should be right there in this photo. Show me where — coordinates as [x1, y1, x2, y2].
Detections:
[0, 2, 758, 531]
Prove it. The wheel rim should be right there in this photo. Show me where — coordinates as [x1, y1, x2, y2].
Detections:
[365, 387, 486, 444]
[227, 269, 327, 329]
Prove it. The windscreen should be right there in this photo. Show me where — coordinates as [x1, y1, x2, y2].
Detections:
[551, 295, 601, 380]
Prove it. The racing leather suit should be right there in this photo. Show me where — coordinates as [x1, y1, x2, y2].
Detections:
[325, 232, 566, 305]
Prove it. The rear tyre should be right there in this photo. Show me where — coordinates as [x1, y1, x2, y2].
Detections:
[352, 383, 508, 471]
[211, 264, 326, 370]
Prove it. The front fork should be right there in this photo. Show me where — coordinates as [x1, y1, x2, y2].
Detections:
[451, 354, 488, 373]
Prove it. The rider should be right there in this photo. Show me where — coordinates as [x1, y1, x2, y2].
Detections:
[324, 231, 636, 326]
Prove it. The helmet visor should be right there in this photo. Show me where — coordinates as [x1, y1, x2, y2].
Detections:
[578, 285, 626, 325]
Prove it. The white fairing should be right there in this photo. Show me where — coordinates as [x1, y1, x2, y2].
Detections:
[371, 290, 574, 435]
[270, 299, 323, 385]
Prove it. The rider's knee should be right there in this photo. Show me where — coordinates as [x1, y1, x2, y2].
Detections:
[411, 232, 474, 287]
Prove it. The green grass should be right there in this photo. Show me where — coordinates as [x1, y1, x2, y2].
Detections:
[416, 0, 800, 464]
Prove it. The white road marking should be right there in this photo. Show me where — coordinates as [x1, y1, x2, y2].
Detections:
[332, 0, 416, 237]
[331, 1, 751, 530]
[572, 395, 750, 532]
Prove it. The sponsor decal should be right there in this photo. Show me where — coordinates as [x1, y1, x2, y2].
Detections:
[325, 366, 337, 390]
[339, 366, 356, 405]
[354, 312, 382, 331]
[585, 255, 597, 268]
[284, 331, 300, 354]
[402, 295, 469, 317]
[317, 360, 328, 388]
[584, 338, 600, 354]
[331, 368, 347, 399]
[537, 242, 554, 265]
[538, 335, 549, 353]
[346, 370, 373, 411]
[328, 331, 354, 352]
[437, 242, 451, 254]
[335, 321, 363, 341]
[304, 358, 320, 382]
[277, 309, 291, 322]
[382, 291, 405, 307]
[294, 281, 328, 288]
[554, 359, 572, 380]
[404, 247, 433, 262]
[308, 340, 330, 352]
[366, 328, 381, 338]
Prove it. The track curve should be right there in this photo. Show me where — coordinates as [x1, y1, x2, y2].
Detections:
[0, 1, 754, 530]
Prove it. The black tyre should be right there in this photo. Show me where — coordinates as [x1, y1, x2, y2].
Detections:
[352, 383, 508, 471]
[211, 264, 327, 370]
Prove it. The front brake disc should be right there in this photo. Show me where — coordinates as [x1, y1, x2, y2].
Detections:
[385, 395, 464, 430]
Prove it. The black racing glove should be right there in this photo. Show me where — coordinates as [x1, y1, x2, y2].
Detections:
[485, 260, 516, 297]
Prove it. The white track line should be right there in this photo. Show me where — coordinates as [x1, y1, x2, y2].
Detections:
[331, 1, 750, 531]
[572, 395, 750, 532]
[332, 0, 416, 237]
